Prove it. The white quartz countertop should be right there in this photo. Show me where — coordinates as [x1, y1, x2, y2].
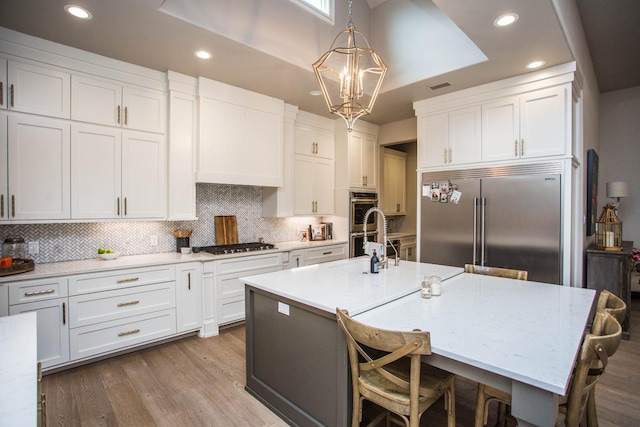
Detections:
[1, 312, 37, 426]
[354, 273, 596, 395]
[0, 240, 347, 283]
[241, 257, 463, 316]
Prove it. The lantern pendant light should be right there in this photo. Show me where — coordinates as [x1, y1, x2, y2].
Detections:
[312, 0, 387, 131]
[595, 203, 623, 251]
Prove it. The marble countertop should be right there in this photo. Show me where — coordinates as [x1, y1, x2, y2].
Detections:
[0, 240, 347, 283]
[354, 272, 596, 395]
[241, 257, 463, 316]
[0, 312, 37, 426]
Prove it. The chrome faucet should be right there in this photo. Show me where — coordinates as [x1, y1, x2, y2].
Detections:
[363, 207, 399, 268]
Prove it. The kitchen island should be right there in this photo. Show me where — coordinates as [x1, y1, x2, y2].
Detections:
[242, 258, 463, 426]
[242, 258, 596, 427]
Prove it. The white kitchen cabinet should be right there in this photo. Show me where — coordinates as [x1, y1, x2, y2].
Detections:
[294, 122, 334, 159]
[3, 113, 70, 221]
[71, 75, 166, 133]
[293, 154, 334, 215]
[0, 283, 7, 317]
[335, 120, 379, 190]
[71, 124, 165, 219]
[214, 253, 282, 326]
[283, 250, 305, 269]
[175, 262, 203, 333]
[304, 243, 348, 265]
[482, 86, 568, 162]
[382, 148, 407, 216]
[8, 277, 70, 369]
[418, 106, 481, 169]
[197, 77, 284, 187]
[398, 235, 417, 262]
[5, 59, 70, 119]
[167, 72, 197, 220]
[0, 58, 6, 109]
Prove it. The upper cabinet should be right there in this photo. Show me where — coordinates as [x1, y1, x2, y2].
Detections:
[3, 59, 70, 119]
[197, 77, 284, 187]
[335, 120, 379, 190]
[71, 75, 166, 134]
[382, 148, 407, 216]
[415, 62, 575, 171]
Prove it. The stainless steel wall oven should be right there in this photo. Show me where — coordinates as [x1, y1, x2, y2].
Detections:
[349, 192, 378, 257]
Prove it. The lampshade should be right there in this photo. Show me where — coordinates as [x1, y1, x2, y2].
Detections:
[312, 0, 387, 131]
[606, 181, 628, 199]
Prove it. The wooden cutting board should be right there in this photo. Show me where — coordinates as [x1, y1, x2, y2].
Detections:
[215, 215, 238, 245]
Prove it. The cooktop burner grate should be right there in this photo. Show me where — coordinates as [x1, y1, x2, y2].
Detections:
[193, 242, 276, 255]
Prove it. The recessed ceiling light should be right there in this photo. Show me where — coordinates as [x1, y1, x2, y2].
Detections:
[493, 13, 519, 27]
[526, 60, 546, 69]
[64, 5, 92, 20]
[309, 90, 322, 96]
[194, 50, 212, 60]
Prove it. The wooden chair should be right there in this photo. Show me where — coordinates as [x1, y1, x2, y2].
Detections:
[475, 312, 622, 427]
[464, 264, 528, 280]
[585, 290, 627, 426]
[336, 308, 455, 427]
[465, 264, 527, 426]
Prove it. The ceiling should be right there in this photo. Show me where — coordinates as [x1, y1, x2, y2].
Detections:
[0, 0, 637, 126]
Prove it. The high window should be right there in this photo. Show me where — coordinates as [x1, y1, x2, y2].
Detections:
[293, 0, 334, 23]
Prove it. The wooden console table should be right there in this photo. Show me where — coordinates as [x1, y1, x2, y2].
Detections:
[586, 240, 633, 339]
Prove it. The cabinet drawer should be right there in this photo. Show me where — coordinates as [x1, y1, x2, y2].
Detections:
[215, 253, 282, 275]
[216, 265, 281, 300]
[69, 265, 175, 295]
[69, 282, 176, 328]
[9, 277, 68, 305]
[305, 244, 347, 265]
[217, 295, 244, 326]
[70, 309, 176, 361]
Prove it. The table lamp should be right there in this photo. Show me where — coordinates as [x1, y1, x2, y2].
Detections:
[606, 181, 628, 212]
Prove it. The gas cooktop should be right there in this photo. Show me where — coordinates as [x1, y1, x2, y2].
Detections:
[193, 242, 276, 255]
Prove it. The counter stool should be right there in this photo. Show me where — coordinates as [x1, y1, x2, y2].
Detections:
[336, 308, 455, 427]
[464, 264, 528, 280]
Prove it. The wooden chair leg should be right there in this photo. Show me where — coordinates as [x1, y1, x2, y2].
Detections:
[446, 382, 456, 427]
[475, 383, 488, 427]
[586, 390, 599, 427]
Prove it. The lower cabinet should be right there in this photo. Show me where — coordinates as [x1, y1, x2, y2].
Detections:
[176, 262, 203, 333]
[305, 243, 348, 265]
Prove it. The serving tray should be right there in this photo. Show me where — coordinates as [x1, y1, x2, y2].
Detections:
[0, 258, 35, 276]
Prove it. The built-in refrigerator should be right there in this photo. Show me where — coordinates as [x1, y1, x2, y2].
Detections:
[420, 163, 562, 284]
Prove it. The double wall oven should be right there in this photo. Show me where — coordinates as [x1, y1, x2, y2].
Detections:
[349, 191, 378, 258]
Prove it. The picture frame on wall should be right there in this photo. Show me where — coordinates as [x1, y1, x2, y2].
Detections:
[586, 149, 598, 236]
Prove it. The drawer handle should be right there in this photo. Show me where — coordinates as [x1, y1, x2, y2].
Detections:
[188, 272, 191, 290]
[117, 277, 139, 284]
[117, 300, 140, 307]
[118, 328, 140, 337]
[322, 251, 333, 255]
[25, 289, 55, 297]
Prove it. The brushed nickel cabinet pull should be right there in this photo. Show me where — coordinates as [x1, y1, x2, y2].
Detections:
[0, 81, 3, 106]
[1, 194, 4, 218]
[117, 197, 120, 216]
[11, 194, 15, 217]
[117, 300, 140, 307]
[10, 84, 14, 107]
[124, 197, 127, 216]
[514, 139, 518, 157]
[443, 148, 447, 163]
[521, 139, 524, 156]
[62, 302, 66, 325]
[448, 148, 452, 163]
[188, 272, 191, 290]
[124, 106, 128, 125]
[118, 328, 140, 337]
[117, 105, 121, 124]
[24, 289, 55, 297]
[322, 251, 333, 255]
[116, 277, 139, 284]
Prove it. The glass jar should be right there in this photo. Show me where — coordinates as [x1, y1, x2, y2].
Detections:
[421, 275, 432, 299]
[3, 237, 27, 259]
[429, 276, 442, 296]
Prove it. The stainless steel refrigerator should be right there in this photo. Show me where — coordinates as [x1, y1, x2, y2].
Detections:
[420, 164, 562, 284]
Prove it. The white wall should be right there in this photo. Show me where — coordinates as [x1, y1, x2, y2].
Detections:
[599, 86, 640, 246]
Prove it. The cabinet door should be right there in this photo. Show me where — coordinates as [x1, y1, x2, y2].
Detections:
[168, 91, 197, 220]
[7, 114, 70, 220]
[0, 58, 6, 109]
[71, 75, 122, 127]
[176, 263, 203, 333]
[418, 113, 448, 168]
[122, 131, 165, 218]
[448, 106, 481, 165]
[9, 298, 70, 369]
[122, 86, 166, 133]
[520, 86, 567, 158]
[71, 124, 122, 219]
[293, 154, 314, 215]
[383, 149, 406, 215]
[7, 60, 70, 118]
[0, 112, 7, 220]
[361, 133, 377, 189]
[348, 131, 364, 187]
[294, 126, 334, 159]
[482, 96, 520, 162]
[314, 157, 334, 215]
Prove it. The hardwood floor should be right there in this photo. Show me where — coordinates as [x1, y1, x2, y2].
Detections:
[43, 295, 640, 426]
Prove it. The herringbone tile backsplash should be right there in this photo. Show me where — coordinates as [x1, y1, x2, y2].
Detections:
[0, 184, 319, 264]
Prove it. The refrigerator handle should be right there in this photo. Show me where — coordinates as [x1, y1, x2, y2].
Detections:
[481, 197, 486, 266]
[473, 197, 478, 265]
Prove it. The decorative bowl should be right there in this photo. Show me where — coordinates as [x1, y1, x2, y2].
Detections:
[98, 251, 120, 260]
